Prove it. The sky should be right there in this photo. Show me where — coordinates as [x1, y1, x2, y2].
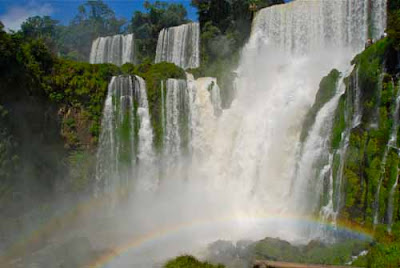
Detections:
[0, 0, 198, 31]
[0, 0, 292, 31]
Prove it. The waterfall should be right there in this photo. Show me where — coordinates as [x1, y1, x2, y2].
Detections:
[155, 23, 200, 69]
[160, 76, 221, 176]
[293, 75, 346, 220]
[252, 0, 373, 55]
[94, 0, 387, 253]
[164, 79, 187, 158]
[89, 34, 136, 66]
[387, 157, 399, 232]
[95, 75, 154, 195]
[352, 67, 362, 128]
[230, 0, 385, 240]
[374, 82, 400, 225]
[371, 0, 387, 40]
[387, 85, 400, 231]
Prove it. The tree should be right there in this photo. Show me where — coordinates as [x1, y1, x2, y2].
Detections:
[387, 3, 400, 49]
[20, 16, 59, 52]
[21, 16, 58, 39]
[58, 0, 126, 61]
[130, 1, 189, 61]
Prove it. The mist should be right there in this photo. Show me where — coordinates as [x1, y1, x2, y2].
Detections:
[0, 0, 388, 267]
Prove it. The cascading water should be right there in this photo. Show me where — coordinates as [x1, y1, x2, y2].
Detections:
[164, 79, 188, 158]
[387, 153, 399, 232]
[387, 85, 400, 231]
[155, 22, 200, 69]
[374, 81, 400, 225]
[352, 67, 363, 128]
[90, 34, 136, 66]
[160, 76, 222, 178]
[240, 0, 385, 231]
[293, 75, 346, 224]
[95, 75, 154, 197]
[93, 1, 387, 265]
[371, 0, 388, 39]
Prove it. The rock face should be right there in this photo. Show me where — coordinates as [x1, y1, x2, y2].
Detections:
[89, 34, 136, 66]
[155, 22, 200, 69]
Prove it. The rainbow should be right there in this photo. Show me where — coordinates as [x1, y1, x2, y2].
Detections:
[0, 193, 374, 268]
[86, 213, 373, 268]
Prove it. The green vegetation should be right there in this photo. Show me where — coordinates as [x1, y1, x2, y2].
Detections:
[165, 255, 225, 268]
[130, 1, 189, 62]
[301, 69, 340, 143]
[190, 0, 283, 108]
[48, 60, 119, 145]
[1, 0, 400, 264]
[67, 150, 95, 192]
[17, 1, 190, 62]
[331, 38, 397, 226]
[19, 1, 125, 61]
[363, 224, 400, 267]
[352, 39, 388, 126]
[251, 237, 368, 266]
[330, 95, 347, 151]
[0, 14, 187, 207]
[387, 1, 400, 50]
[122, 61, 186, 151]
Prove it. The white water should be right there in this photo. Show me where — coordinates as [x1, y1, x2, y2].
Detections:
[294, 74, 347, 225]
[93, 0, 386, 266]
[90, 34, 136, 66]
[387, 162, 399, 232]
[387, 85, 400, 230]
[164, 79, 186, 159]
[95, 75, 154, 196]
[371, 0, 387, 40]
[155, 22, 200, 69]
[352, 67, 363, 128]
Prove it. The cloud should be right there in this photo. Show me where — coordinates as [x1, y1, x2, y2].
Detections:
[0, 1, 54, 31]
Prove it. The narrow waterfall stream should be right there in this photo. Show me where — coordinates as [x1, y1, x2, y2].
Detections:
[374, 81, 400, 225]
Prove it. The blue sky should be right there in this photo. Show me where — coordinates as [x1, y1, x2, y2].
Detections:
[0, 0, 198, 31]
[0, 0, 291, 31]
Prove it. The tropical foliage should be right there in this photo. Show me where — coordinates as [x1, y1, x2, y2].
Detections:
[164, 255, 224, 268]
[189, 0, 284, 107]
[130, 1, 189, 61]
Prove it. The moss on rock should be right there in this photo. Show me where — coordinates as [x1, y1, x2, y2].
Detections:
[164, 255, 225, 268]
[301, 69, 340, 143]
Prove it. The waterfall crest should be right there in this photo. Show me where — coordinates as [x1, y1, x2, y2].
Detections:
[252, 0, 385, 54]
[90, 34, 136, 66]
[155, 23, 200, 69]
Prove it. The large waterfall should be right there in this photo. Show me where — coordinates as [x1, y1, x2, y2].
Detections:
[90, 34, 136, 66]
[229, 0, 385, 225]
[94, 1, 386, 265]
[155, 22, 200, 69]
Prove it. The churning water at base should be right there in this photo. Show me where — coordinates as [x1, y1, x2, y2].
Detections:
[93, 0, 386, 265]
